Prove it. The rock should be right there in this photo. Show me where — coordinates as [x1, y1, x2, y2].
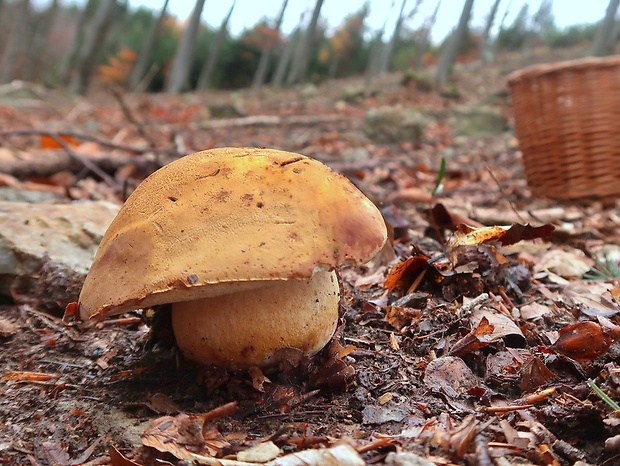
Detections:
[0, 201, 118, 312]
[342, 147, 371, 162]
[299, 83, 317, 99]
[208, 102, 245, 119]
[339, 85, 366, 104]
[364, 107, 429, 144]
[448, 105, 509, 137]
[0, 187, 64, 203]
[400, 71, 433, 93]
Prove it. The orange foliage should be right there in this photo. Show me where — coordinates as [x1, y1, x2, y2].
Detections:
[40, 134, 80, 149]
[243, 25, 282, 50]
[97, 47, 137, 87]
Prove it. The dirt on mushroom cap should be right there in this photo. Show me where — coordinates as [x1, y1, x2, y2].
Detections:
[78, 147, 387, 319]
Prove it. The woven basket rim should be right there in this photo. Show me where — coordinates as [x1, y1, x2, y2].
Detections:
[506, 54, 620, 84]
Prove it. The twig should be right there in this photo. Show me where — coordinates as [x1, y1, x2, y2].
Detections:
[110, 87, 157, 148]
[47, 133, 120, 188]
[484, 163, 525, 223]
[0, 128, 176, 155]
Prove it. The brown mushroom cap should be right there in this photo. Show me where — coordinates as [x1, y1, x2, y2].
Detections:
[78, 147, 387, 320]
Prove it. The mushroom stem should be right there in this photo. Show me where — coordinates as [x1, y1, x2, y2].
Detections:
[171, 270, 340, 368]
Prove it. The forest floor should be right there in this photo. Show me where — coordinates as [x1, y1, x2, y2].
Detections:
[1, 46, 620, 466]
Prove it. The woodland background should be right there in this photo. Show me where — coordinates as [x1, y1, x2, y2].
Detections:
[0, 0, 617, 96]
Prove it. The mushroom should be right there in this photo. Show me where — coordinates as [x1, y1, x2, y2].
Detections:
[78, 147, 387, 368]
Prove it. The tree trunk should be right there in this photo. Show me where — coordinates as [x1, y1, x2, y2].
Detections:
[251, 0, 289, 91]
[57, 0, 95, 85]
[414, 0, 441, 71]
[197, 0, 236, 90]
[479, 0, 501, 64]
[272, 25, 300, 87]
[378, 0, 421, 75]
[69, 0, 118, 94]
[24, 0, 60, 82]
[129, 0, 169, 91]
[489, 0, 512, 62]
[0, 0, 30, 84]
[592, 0, 620, 56]
[166, 0, 206, 93]
[364, 11, 389, 88]
[436, 0, 474, 85]
[286, 0, 325, 85]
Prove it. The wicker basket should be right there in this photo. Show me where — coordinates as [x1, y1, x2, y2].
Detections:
[507, 56, 620, 201]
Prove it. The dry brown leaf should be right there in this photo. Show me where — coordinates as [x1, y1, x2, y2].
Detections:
[550, 321, 617, 361]
[2, 371, 60, 381]
[471, 308, 525, 344]
[423, 356, 479, 398]
[109, 446, 142, 466]
[384, 254, 430, 292]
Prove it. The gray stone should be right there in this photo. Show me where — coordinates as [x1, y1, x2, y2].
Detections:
[364, 107, 429, 144]
[449, 105, 509, 137]
[339, 85, 366, 104]
[0, 201, 118, 311]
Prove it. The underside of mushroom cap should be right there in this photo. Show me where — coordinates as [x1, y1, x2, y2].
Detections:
[78, 147, 387, 320]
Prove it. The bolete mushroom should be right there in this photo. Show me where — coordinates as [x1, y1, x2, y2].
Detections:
[78, 147, 387, 368]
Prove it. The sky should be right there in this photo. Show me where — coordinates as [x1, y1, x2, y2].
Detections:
[130, 0, 612, 43]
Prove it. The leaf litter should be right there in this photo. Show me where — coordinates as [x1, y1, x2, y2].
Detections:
[1, 65, 620, 465]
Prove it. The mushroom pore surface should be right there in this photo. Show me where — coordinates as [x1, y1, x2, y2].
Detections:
[171, 270, 340, 368]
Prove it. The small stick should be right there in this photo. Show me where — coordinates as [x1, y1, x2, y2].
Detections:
[110, 88, 157, 148]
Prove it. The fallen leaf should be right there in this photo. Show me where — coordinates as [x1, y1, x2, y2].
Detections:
[362, 405, 409, 424]
[0, 318, 17, 338]
[237, 441, 281, 462]
[535, 249, 594, 279]
[471, 308, 525, 345]
[519, 356, 555, 391]
[564, 283, 620, 317]
[248, 366, 271, 393]
[40, 133, 80, 149]
[520, 302, 552, 320]
[551, 321, 616, 361]
[423, 356, 479, 398]
[447, 223, 555, 249]
[109, 445, 142, 466]
[2, 371, 60, 382]
[448, 316, 495, 357]
[384, 254, 430, 292]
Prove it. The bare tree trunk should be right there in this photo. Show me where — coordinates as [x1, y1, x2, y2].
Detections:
[479, 0, 501, 64]
[24, 0, 60, 82]
[592, 0, 620, 56]
[489, 0, 512, 62]
[58, 0, 95, 85]
[286, 0, 325, 85]
[378, 0, 422, 75]
[69, 0, 118, 94]
[436, 0, 474, 85]
[272, 26, 299, 87]
[129, 0, 169, 91]
[364, 12, 389, 88]
[197, 0, 236, 90]
[0, 0, 30, 84]
[166, 0, 206, 93]
[414, 0, 441, 71]
[251, 0, 289, 91]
